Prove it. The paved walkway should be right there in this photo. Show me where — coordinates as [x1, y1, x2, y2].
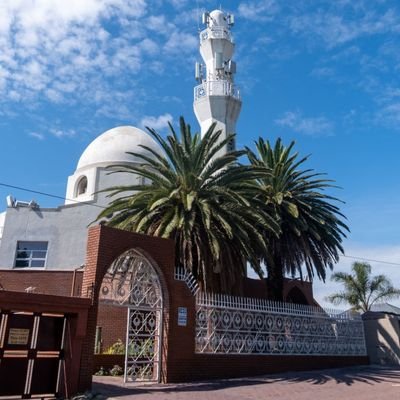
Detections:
[92, 365, 400, 399]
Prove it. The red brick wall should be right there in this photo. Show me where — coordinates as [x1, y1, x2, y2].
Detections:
[0, 269, 83, 297]
[167, 354, 369, 382]
[0, 269, 127, 355]
[97, 304, 127, 352]
[93, 354, 125, 374]
[283, 279, 315, 305]
[82, 225, 368, 389]
[243, 276, 315, 305]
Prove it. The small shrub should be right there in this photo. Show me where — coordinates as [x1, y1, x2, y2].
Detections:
[102, 338, 155, 357]
[94, 366, 109, 376]
[103, 339, 125, 355]
[109, 364, 123, 376]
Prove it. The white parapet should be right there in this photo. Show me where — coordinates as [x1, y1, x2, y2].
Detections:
[194, 80, 240, 101]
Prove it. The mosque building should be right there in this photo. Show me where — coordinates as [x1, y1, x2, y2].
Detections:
[0, 9, 242, 286]
[0, 9, 312, 307]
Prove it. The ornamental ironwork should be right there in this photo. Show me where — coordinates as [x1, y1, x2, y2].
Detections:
[100, 249, 162, 309]
[195, 292, 366, 356]
[174, 266, 199, 295]
[125, 307, 162, 382]
[99, 249, 163, 382]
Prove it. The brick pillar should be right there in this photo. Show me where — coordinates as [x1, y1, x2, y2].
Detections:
[78, 226, 105, 391]
[77, 224, 178, 388]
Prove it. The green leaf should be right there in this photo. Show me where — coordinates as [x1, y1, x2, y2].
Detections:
[286, 202, 299, 218]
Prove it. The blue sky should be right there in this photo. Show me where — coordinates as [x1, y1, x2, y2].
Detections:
[1, 0, 400, 308]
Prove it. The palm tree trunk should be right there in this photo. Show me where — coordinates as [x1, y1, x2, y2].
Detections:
[267, 256, 284, 302]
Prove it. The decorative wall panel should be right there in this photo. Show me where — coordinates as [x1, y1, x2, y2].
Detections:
[196, 293, 366, 356]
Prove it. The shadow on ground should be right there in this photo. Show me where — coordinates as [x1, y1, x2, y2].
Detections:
[92, 365, 400, 398]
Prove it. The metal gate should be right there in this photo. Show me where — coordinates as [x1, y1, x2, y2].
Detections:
[0, 310, 66, 399]
[100, 248, 163, 382]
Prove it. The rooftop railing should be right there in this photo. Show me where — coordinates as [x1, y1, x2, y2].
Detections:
[200, 27, 232, 43]
[194, 80, 241, 101]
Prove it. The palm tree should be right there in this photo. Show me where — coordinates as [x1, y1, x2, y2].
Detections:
[97, 117, 279, 293]
[326, 262, 400, 312]
[246, 138, 349, 301]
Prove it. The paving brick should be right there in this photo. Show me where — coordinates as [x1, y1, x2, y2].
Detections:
[92, 366, 400, 400]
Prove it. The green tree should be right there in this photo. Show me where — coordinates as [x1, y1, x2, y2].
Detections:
[326, 262, 400, 312]
[97, 117, 279, 293]
[246, 138, 348, 301]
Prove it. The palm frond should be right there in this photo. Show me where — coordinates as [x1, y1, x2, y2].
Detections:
[97, 117, 277, 293]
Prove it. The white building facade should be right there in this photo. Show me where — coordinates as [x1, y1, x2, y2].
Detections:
[0, 126, 161, 270]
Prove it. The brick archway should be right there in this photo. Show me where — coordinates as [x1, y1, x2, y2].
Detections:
[78, 225, 187, 389]
[99, 248, 165, 382]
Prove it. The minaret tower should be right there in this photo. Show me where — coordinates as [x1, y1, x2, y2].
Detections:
[193, 9, 241, 155]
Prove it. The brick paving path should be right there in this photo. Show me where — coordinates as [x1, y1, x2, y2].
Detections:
[92, 365, 400, 399]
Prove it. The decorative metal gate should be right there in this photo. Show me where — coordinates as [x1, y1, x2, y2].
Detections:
[100, 249, 163, 382]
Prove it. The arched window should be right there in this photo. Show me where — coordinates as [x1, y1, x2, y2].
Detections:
[76, 176, 88, 196]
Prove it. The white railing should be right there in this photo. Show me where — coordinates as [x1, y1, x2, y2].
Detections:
[200, 27, 232, 43]
[174, 266, 200, 295]
[196, 292, 366, 356]
[194, 80, 240, 101]
[196, 292, 359, 319]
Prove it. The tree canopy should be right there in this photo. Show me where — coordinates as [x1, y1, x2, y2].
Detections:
[326, 261, 400, 312]
[97, 119, 349, 300]
[97, 117, 279, 293]
[246, 138, 349, 301]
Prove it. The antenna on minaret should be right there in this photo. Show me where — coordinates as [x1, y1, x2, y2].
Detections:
[193, 9, 242, 157]
[196, 0, 201, 31]
[202, 12, 209, 25]
[195, 62, 203, 82]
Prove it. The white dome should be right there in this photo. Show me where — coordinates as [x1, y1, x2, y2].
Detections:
[76, 126, 162, 170]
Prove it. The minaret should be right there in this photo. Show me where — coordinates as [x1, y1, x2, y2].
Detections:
[193, 9, 241, 155]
